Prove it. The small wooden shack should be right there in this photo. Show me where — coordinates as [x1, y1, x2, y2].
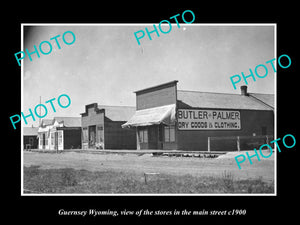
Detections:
[38, 117, 81, 151]
[23, 126, 39, 150]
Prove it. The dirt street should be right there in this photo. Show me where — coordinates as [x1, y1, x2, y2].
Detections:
[23, 151, 275, 183]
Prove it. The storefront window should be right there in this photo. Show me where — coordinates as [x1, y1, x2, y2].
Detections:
[139, 128, 148, 143]
[170, 126, 175, 142]
[164, 125, 175, 142]
[51, 133, 54, 145]
[144, 129, 148, 143]
[164, 126, 170, 142]
[139, 129, 143, 142]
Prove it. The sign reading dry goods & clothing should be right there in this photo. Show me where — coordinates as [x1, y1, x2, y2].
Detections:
[177, 109, 241, 130]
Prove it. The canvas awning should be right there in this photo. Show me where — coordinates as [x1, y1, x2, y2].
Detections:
[122, 104, 176, 128]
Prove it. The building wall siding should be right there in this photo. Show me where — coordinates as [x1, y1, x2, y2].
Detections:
[162, 142, 178, 150]
[177, 109, 274, 151]
[136, 84, 177, 110]
[81, 107, 104, 127]
[63, 128, 82, 149]
[23, 136, 39, 149]
[104, 121, 136, 149]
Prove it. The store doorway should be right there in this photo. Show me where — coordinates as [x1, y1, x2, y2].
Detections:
[42, 133, 46, 149]
[89, 125, 96, 148]
[148, 125, 163, 149]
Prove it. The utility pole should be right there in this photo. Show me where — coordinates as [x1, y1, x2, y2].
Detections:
[39, 96, 41, 126]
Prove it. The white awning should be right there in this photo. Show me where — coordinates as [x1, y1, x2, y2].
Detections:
[122, 104, 176, 128]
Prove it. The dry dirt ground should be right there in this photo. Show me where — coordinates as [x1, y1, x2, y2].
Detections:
[23, 150, 275, 183]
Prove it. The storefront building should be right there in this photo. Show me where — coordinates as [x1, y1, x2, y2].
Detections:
[122, 80, 274, 151]
[38, 117, 81, 150]
[80, 103, 136, 149]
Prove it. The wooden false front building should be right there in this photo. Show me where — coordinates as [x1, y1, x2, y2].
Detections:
[80, 103, 136, 150]
[122, 80, 274, 151]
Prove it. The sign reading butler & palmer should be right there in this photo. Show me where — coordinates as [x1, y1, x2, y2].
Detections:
[177, 109, 241, 130]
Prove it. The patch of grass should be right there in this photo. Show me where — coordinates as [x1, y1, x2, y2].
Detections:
[24, 165, 40, 177]
[23, 166, 274, 194]
[240, 176, 274, 193]
[221, 170, 235, 193]
[60, 168, 78, 186]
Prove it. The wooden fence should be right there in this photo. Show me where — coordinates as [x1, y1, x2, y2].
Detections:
[208, 135, 274, 152]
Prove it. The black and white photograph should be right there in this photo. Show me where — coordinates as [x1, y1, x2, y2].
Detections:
[4, 5, 298, 224]
[21, 24, 275, 195]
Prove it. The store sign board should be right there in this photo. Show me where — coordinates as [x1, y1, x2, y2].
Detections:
[177, 109, 241, 130]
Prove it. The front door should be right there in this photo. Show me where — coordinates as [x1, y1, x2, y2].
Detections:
[148, 125, 158, 149]
[42, 133, 46, 149]
[89, 125, 96, 148]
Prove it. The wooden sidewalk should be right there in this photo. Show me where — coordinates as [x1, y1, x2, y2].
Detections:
[26, 148, 227, 157]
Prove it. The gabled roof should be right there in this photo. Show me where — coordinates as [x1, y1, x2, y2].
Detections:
[40, 119, 53, 127]
[98, 105, 136, 121]
[23, 127, 38, 136]
[177, 90, 274, 111]
[54, 117, 81, 127]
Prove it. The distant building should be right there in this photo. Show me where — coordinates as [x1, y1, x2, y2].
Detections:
[23, 126, 39, 149]
[38, 117, 81, 150]
[80, 103, 136, 149]
[122, 80, 274, 151]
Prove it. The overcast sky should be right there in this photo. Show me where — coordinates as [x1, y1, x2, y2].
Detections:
[23, 24, 275, 127]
